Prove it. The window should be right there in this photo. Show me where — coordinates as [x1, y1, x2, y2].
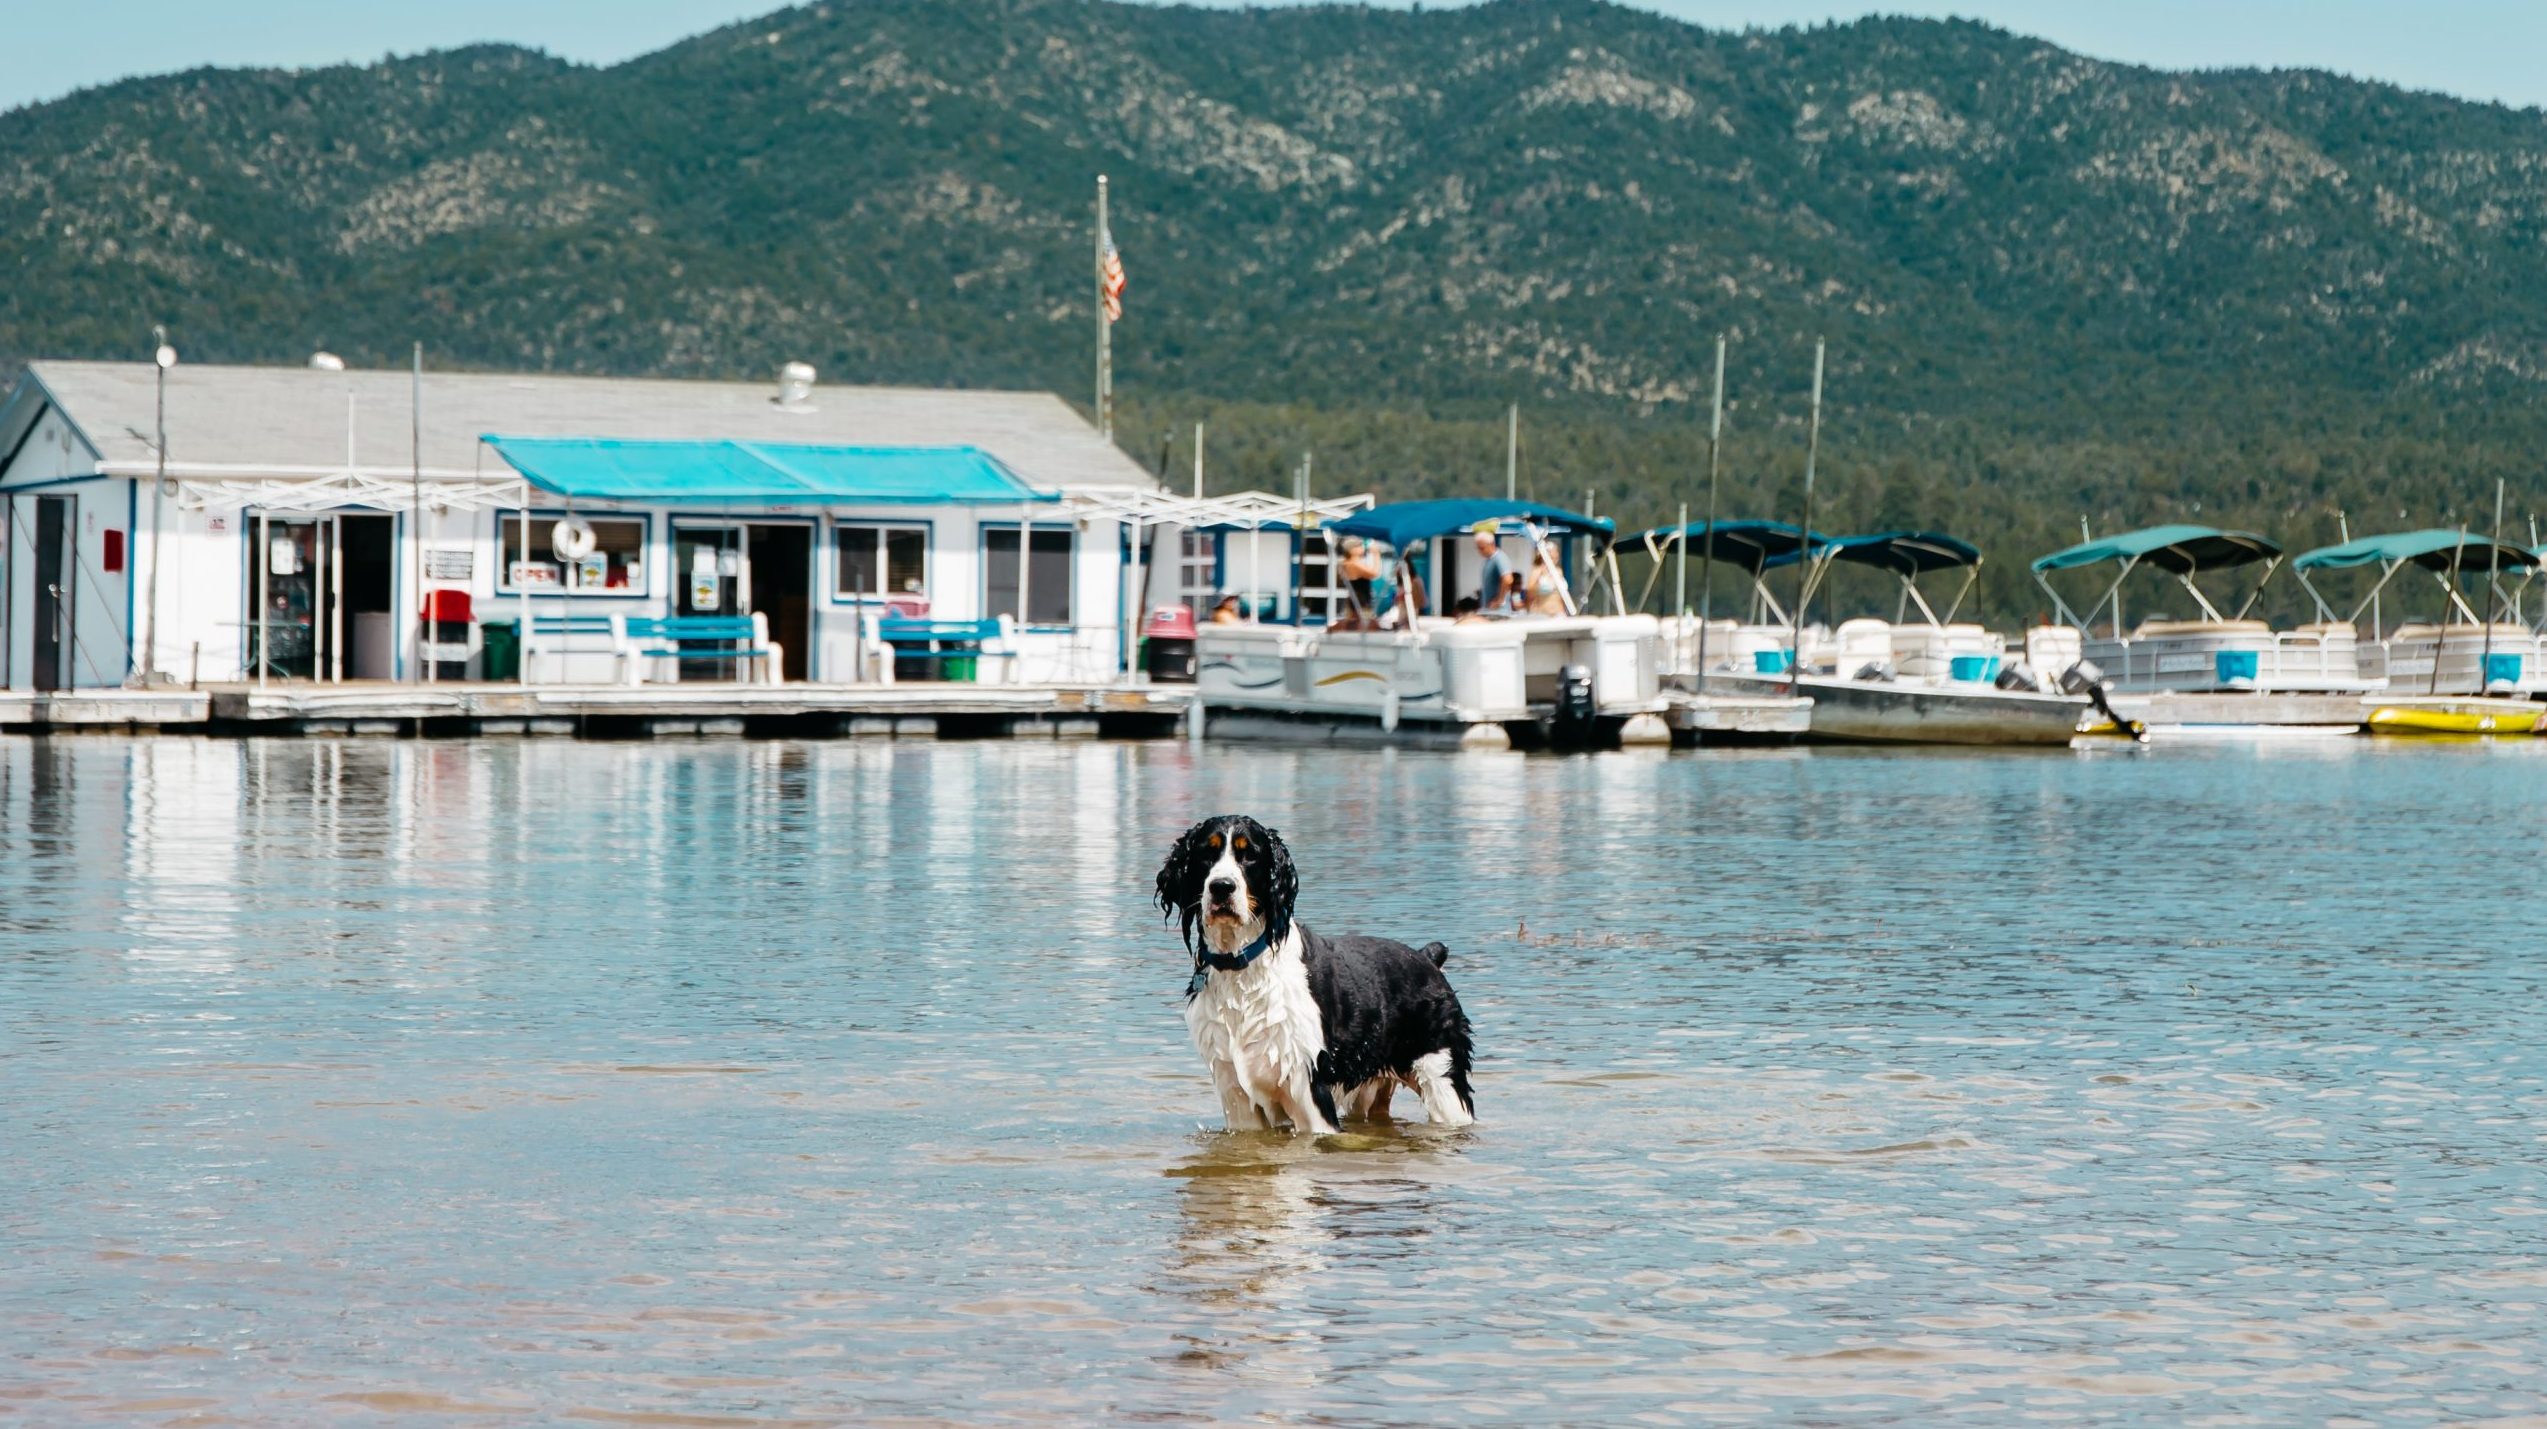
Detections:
[497, 514, 647, 593]
[1176, 529, 1215, 613]
[835, 523, 928, 600]
[984, 527, 1073, 626]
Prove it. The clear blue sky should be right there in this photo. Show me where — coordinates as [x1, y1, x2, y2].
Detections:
[5, 1, 2543, 116]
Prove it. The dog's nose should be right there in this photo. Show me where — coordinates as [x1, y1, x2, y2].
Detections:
[1207, 876, 1237, 901]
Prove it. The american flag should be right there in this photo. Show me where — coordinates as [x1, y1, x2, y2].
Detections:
[1101, 236, 1127, 322]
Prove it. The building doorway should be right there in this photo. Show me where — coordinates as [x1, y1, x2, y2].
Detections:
[246, 512, 400, 682]
[32, 495, 71, 691]
[340, 514, 396, 679]
[745, 523, 812, 682]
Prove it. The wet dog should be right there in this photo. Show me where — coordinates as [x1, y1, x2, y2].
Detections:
[1153, 815, 1475, 1135]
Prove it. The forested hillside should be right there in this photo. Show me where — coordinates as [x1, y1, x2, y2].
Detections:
[6, 0, 2546, 619]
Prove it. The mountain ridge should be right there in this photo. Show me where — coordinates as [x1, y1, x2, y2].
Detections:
[6, 0, 2546, 617]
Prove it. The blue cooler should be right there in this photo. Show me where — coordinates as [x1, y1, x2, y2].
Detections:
[1753, 648, 1793, 674]
[2485, 652, 2524, 688]
[2215, 650, 2261, 685]
[1949, 654, 1995, 683]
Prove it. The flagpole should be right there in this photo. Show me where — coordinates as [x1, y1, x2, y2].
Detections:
[1095, 175, 1113, 441]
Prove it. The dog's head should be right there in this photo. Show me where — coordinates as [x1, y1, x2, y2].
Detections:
[1154, 815, 1297, 955]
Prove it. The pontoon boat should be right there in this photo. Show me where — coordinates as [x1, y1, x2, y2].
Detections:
[2293, 529, 2541, 695]
[2029, 525, 2366, 694]
[1195, 499, 1666, 749]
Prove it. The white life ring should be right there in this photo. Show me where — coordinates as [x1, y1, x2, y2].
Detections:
[552, 516, 598, 561]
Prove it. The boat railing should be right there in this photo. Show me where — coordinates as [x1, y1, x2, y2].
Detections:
[2066, 621, 2368, 692]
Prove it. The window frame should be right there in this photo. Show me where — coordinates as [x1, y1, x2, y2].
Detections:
[494, 509, 655, 598]
[829, 518, 934, 605]
[980, 522, 1077, 630]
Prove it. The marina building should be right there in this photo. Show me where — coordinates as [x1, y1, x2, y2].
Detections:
[0, 360, 1166, 690]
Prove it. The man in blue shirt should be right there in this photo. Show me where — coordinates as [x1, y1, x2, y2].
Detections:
[1475, 528, 1518, 612]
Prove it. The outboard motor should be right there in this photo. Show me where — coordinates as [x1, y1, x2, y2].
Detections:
[1851, 659, 1896, 683]
[1551, 663, 1599, 747]
[2059, 659, 2150, 743]
[1994, 659, 2044, 694]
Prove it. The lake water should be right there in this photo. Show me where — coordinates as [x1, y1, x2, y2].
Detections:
[2, 734, 2542, 1425]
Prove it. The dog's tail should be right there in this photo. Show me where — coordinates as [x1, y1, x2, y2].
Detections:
[1418, 941, 1451, 969]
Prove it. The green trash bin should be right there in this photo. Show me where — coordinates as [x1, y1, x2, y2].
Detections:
[480, 619, 520, 682]
[943, 654, 977, 682]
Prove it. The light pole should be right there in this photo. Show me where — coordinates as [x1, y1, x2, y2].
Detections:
[144, 328, 175, 683]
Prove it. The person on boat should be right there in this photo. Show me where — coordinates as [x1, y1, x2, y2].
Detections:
[1525, 547, 1568, 616]
[1451, 596, 1488, 625]
[1339, 536, 1382, 624]
[1475, 529, 1519, 613]
[1210, 595, 1248, 625]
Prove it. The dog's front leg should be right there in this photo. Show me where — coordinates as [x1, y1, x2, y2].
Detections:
[1274, 1077, 1338, 1137]
[1211, 1061, 1270, 1131]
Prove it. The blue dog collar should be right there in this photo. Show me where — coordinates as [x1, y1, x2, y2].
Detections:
[1187, 927, 1275, 999]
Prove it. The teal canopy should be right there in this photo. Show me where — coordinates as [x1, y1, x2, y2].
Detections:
[2295, 529, 2539, 573]
[1636, 519, 1820, 572]
[1813, 530, 1981, 575]
[1327, 498, 1611, 550]
[483, 437, 1053, 505]
[2031, 524, 2280, 575]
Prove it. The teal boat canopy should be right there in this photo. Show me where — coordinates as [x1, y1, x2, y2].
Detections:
[1636, 519, 1821, 572]
[2031, 524, 2280, 576]
[1327, 498, 1611, 550]
[2294, 529, 2539, 573]
[1812, 530, 1982, 575]
[482, 437, 1054, 505]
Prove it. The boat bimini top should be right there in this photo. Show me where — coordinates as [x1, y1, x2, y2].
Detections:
[1330, 497, 1617, 616]
[2029, 523, 2283, 635]
[1799, 530, 1984, 630]
[2291, 529, 2538, 634]
[1327, 497, 1612, 550]
[1632, 519, 1823, 620]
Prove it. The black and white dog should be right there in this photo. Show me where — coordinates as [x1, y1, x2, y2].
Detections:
[1154, 815, 1476, 1135]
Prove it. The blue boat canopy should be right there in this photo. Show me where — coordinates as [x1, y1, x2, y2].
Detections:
[1812, 530, 1982, 575]
[2031, 524, 2280, 576]
[1326, 498, 1611, 550]
[482, 436, 1054, 505]
[1636, 519, 1821, 572]
[2293, 529, 2539, 573]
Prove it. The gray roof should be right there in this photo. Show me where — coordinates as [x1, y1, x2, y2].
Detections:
[3, 361, 1157, 493]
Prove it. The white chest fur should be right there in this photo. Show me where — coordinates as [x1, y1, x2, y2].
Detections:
[1184, 927, 1325, 1121]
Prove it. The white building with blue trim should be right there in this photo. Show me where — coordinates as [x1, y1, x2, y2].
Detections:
[0, 360, 1167, 689]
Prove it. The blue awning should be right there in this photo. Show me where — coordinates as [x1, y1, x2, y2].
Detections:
[1636, 519, 1820, 572]
[482, 436, 1054, 505]
[1812, 530, 1982, 575]
[2032, 524, 2280, 575]
[2294, 529, 2537, 573]
[1327, 498, 1611, 550]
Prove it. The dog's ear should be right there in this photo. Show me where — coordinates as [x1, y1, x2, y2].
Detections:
[1154, 820, 1212, 952]
[1257, 821, 1298, 944]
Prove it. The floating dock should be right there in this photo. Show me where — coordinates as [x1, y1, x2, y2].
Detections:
[0, 682, 1194, 740]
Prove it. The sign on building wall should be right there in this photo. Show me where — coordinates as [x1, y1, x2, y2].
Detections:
[425, 548, 473, 581]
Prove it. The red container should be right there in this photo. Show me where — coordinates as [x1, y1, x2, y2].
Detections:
[1143, 606, 1198, 639]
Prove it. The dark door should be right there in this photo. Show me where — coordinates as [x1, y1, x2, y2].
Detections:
[339, 514, 396, 679]
[746, 524, 812, 682]
[33, 496, 69, 691]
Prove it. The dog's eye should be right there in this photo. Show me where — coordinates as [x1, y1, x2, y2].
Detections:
[1234, 835, 1248, 851]
[1208, 834, 1222, 850]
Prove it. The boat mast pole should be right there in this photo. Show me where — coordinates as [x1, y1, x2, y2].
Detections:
[1791, 338, 1824, 679]
[1506, 403, 1518, 501]
[2482, 478, 2505, 691]
[1695, 334, 1724, 678]
[2433, 532, 2464, 695]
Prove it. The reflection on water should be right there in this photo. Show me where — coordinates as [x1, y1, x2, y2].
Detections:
[2, 735, 2545, 1424]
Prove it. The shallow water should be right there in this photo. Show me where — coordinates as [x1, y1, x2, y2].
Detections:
[2, 734, 2542, 1425]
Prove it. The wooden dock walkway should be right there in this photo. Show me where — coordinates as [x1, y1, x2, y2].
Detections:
[1, 682, 1195, 740]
